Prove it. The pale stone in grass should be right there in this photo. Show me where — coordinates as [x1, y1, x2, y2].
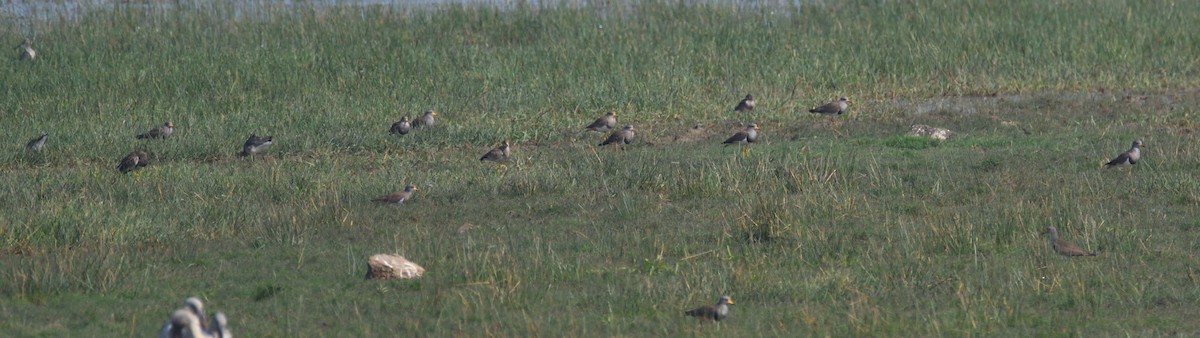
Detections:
[366, 254, 425, 280]
[910, 124, 956, 140]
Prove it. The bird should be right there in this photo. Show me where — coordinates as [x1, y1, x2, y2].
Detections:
[585, 111, 618, 132]
[26, 132, 47, 152]
[599, 125, 636, 147]
[413, 110, 438, 128]
[1104, 139, 1142, 170]
[390, 116, 412, 135]
[238, 134, 273, 157]
[734, 94, 756, 113]
[158, 297, 210, 338]
[809, 97, 851, 115]
[685, 295, 734, 321]
[723, 124, 760, 145]
[209, 312, 232, 338]
[137, 122, 175, 139]
[1044, 226, 1097, 257]
[159, 308, 209, 338]
[18, 38, 35, 61]
[118, 150, 149, 173]
[480, 140, 511, 161]
[372, 184, 417, 205]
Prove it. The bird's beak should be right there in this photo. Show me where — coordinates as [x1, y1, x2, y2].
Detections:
[727, 299, 735, 305]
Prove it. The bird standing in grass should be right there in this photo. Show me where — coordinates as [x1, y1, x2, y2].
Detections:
[26, 132, 47, 152]
[372, 184, 417, 205]
[1044, 226, 1096, 257]
[599, 125, 636, 147]
[137, 122, 175, 139]
[724, 124, 760, 156]
[685, 295, 734, 321]
[480, 140, 512, 162]
[585, 111, 618, 132]
[734, 94, 755, 113]
[413, 110, 438, 128]
[118, 150, 149, 173]
[158, 297, 232, 338]
[809, 97, 851, 116]
[238, 134, 273, 157]
[390, 116, 412, 135]
[18, 38, 35, 61]
[1103, 139, 1141, 175]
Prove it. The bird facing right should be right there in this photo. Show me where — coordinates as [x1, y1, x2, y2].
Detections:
[480, 140, 512, 161]
[1045, 226, 1096, 257]
[390, 116, 412, 135]
[585, 111, 618, 132]
[26, 132, 48, 152]
[137, 122, 175, 139]
[599, 125, 636, 146]
[238, 134, 274, 157]
[118, 150, 149, 173]
[18, 38, 35, 61]
[413, 110, 438, 128]
[372, 184, 417, 205]
[685, 295, 734, 321]
[809, 97, 851, 116]
[734, 94, 755, 113]
[1104, 139, 1142, 168]
[723, 124, 760, 145]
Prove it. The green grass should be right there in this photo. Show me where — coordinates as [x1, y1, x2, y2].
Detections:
[3, 0, 1200, 336]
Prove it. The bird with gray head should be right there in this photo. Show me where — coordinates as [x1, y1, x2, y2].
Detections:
[1044, 226, 1097, 257]
[734, 94, 756, 113]
[809, 97, 851, 116]
[26, 132, 47, 152]
[599, 125, 636, 147]
[585, 111, 618, 132]
[372, 184, 418, 205]
[238, 134, 273, 157]
[209, 312, 232, 338]
[18, 38, 35, 61]
[390, 116, 412, 135]
[723, 124, 760, 145]
[413, 110, 438, 128]
[118, 150, 149, 173]
[685, 295, 734, 321]
[137, 122, 175, 139]
[480, 140, 511, 162]
[1104, 139, 1142, 168]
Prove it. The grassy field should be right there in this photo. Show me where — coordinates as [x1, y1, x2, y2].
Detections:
[2, 0, 1200, 336]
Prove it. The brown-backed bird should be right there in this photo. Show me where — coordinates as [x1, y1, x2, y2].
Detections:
[585, 111, 618, 132]
[809, 97, 850, 116]
[685, 295, 734, 321]
[480, 140, 511, 161]
[118, 150, 149, 173]
[734, 94, 755, 113]
[413, 110, 438, 128]
[1045, 226, 1097, 257]
[137, 122, 175, 139]
[599, 125, 636, 147]
[1104, 140, 1142, 168]
[372, 184, 418, 205]
[723, 124, 760, 145]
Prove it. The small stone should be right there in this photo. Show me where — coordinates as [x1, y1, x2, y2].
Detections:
[365, 254, 425, 280]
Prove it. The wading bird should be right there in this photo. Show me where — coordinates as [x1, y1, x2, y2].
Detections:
[723, 124, 760, 156]
[26, 132, 47, 152]
[390, 116, 412, 135]
[18, 38, 35, 61]
[809, 97, 851, 116]
[598, 125, 636, 147]
[1103, 139, 1141, 175]
[413, 110, 437, 128]
[118, 150, 149, 173]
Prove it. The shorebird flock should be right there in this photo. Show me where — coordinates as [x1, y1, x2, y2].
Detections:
[18, 39, 1129, 328]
